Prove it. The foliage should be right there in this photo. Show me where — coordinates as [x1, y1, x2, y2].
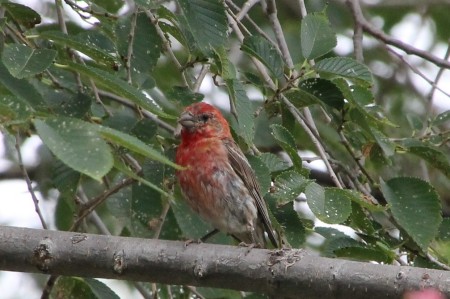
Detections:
[0, 0, 449, 298]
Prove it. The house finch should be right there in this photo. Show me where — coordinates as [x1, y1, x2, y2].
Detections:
[175, 102, 279, 248]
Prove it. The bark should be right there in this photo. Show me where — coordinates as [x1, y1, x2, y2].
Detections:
[0, 226, 449, 298]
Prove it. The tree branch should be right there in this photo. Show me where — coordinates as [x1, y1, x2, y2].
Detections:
[346, 0, 450, 69]
[1, 226, 449, 299]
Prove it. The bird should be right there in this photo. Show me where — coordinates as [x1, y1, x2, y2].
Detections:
[175, 102, 279, 248]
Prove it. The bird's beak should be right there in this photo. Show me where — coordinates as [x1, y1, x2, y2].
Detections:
[178, 111, 196, 128]
[174, 111, 195, 138]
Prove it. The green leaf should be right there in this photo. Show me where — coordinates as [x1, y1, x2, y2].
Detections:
[129, 161, 165, 237]
[59, 62, 175, 119]
[113, 158, 169, 197]
[335, 188, 385, 212]
[284, 88, 320, 108]
[306, 184, 352, 224]
[54, 92, 92, 118]
[259, 152, 290, 173]
[315, 226, 354, 257]
[349, 202, 375, 234]
[352, 85, 374, 105]
[406, 144, 450, 178]
[116, 13, 161, 73]
[272, 170, 310, 204]
[298, 78, 344, 109]
[406, 113, 423, 131]
[91, 0, 124, 12]
[437, 218, 450, 241]
[55, 196, 73, 231]
[246, 155, 271, 197]
[167, 86, 204, 108]
[212, 46, 236, 80]
[0, 95, 35, 122]
[52, 159, 81, 197]
[0, 62, 46, 110]
[334, 245, 393, 263]
[241, 35, 284, 79]
[171, 195, 217, 240]
[177, 0, 228, 54]
[270, 124, 303, 171]
[315, 57, 373, 86]
[226, 79, 254, 145]
[34, 118, 113, 180]
[107, 183, 132, 222]
[273, 202, 306, 248]
[300, 13, 336, 59]
[99, 126, 180, 169]
[54, 277, 119, 299]
[196, 287, 241, 299]
[380, 177, 442, 251]
[84, 278, 120, 299]
[2, 44, 57, 78]
[2, 2, 41, 28]
[130, 118, 158, 144]
[39, 31, 117, 67]
[133, 0, 154, 8]
[433, 110, 450, 126]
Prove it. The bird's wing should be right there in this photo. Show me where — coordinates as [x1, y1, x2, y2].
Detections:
[224, 139, 279, 248]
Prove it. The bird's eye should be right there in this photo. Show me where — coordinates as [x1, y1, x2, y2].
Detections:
[200, 114, 210, 122]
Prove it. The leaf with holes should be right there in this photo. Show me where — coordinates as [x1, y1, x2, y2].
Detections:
[59, 62, 174, 119]
[177, 0, 228, 54]
[2, 44, 57, 79]
[241, 35, 284, 79]
[306, 184, 352, 224]
[270, 124, 303, 171]
[226, 79, 254, 145]
[301, 13, 336, 59]
[34, 118, 113, 180]
[272, 170, 310, 204]
[380, 177, 442, 251]
[315, 57, 373, 86]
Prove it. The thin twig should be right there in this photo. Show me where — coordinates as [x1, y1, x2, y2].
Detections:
[427, 252, 450, 271]
[346, 0, 450, 69]
[226, 0, 277, 47]
[235, 0, 259, 21]
[193, 64, 210, 92]
[145, 9, 190, 87]
[228, 9, 343, 188]
[283, 98, 344, 188]
[15, 133, 48, 229]
[386, 47, 450, 98]
[297, 0, 307, 18]
[264, 0, 294, 69]
[97, 89, 176, 133]
[126, 8, 139, 84]
[153, 201, 171, 239]
[40, 276, 58, 299]
[64, 0, 118, 20]
[425, 40, 450, 117]
[338, 130, 375, 185]
[346, 0, 364, 62]
[70, 178, 135, 231]
[186, 286, 206, 299]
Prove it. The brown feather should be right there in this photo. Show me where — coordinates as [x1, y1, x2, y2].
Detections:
[223, 139, 279, 248]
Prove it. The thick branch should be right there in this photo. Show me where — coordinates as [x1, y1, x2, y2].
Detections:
[1, 226, 449, 298]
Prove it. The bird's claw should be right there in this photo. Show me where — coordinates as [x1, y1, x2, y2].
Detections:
[184, 239, 202, 247]
[238, 242, 261, 254]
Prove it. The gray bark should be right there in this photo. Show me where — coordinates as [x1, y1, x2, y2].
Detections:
[0, 225, 449, 298]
